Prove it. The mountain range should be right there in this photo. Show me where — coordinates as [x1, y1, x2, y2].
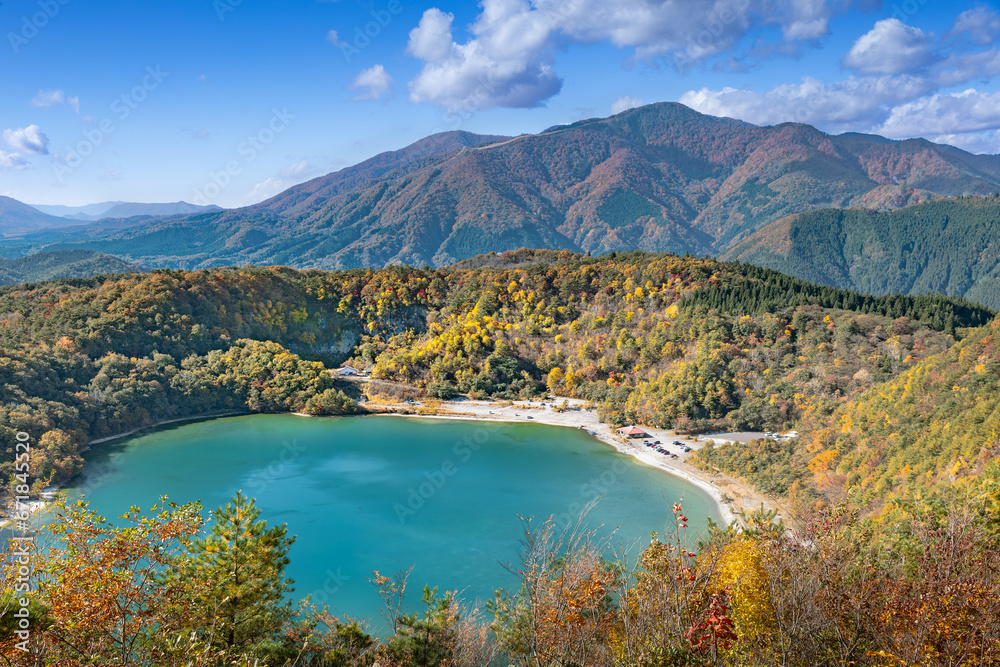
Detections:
[6, 102, 1000, 302]
[0, 196, 81, 235]
[29, 201, 223, 222]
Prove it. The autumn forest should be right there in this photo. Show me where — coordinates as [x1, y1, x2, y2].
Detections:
[2, 249, 999, 665]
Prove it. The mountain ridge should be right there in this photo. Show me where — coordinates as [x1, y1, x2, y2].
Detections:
[10, 102, 1000, 271]
[29, 200, 223, 222]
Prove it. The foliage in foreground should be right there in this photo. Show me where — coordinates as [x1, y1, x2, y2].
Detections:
[1, 494, 998, 666]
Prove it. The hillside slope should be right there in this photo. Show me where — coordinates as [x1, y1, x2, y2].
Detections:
[725, 197, 1000, 309]
[0, 249, 143, 284]
[24, 103, 1000, 270]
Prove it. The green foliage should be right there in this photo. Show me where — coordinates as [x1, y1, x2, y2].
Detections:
[730, 196, 1000, 309]
[0, 249, 142, 285]
[385, 586, 459, 666]
[160, 491, 296, 656]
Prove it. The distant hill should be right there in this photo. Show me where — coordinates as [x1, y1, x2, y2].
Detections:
[725, 197, 1000, 309]
[30, 200, 223, 221]
[30, 201, 127, 220]
[0, 249, 144, 284]
[14, 103, 1000, 270]
[0, 196, 79, 235]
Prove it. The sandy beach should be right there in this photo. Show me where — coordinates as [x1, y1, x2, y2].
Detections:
[361, 396, 794, 528]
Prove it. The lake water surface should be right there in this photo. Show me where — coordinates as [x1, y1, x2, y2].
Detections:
[67, 414, 721, 629]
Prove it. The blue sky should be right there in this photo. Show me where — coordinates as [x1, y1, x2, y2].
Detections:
[1, 0, 999, 208]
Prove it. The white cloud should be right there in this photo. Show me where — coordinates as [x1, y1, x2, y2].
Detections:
[0, 150, 30, 171]
[3, 125, 49, 155]
[245, 162, 321, 204]
[926, 130, 1000, 155]
[611, 96, 643, 115]
[843, 19, 933, 75]
[934, 48, 1000, 88]
[405, 0, 861, 113]
[877, 89, 1000, 138]
[680, 75, 935, 133]
[406, 3, 561, 112]
[679, 9, 1000, 154]
[947, 5, 1000, 46]
[350, 64, 393, 101]
[30, 89, 80, 113]
[246, 178, 287, 203]
[31, 89, 64, 107]
[406, 8, 454, 63]
[279, 160, 315, 179]
[326, 29, 347, 47]
[681, 81, 1000, 154]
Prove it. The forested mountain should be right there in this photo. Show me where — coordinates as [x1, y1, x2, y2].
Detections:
[0, 249, 143, 285]
[725, 196, 1000, 308]
[19, 103, 1000, 270]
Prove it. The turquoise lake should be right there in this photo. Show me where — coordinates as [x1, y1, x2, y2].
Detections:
[66, 414, 721, 629]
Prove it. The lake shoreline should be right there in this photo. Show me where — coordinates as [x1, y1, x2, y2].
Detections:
[1, 411, 253, 528]
[84, 410, 252, 448]
[353, 397, 762, 528]
[24, 401, 788, 531]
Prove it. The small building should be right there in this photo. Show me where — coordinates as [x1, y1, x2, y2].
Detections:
[335, 366, 360, 377]
[617, 425, 649, 439]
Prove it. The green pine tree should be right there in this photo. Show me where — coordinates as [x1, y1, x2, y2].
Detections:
[162, 490, 296, 656]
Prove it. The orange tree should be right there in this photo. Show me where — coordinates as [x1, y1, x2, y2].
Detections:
[0, 497, 203, 666]
[491, 513, 619, 666]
